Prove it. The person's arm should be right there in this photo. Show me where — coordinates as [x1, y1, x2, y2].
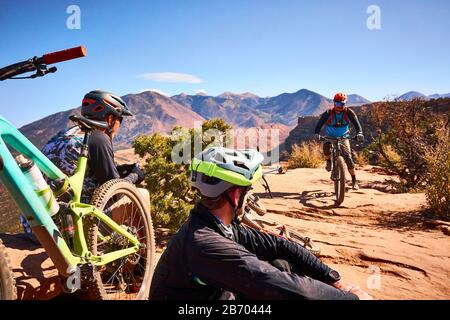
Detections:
[188, 230, 357, 300]
[234, 223, 337, 284]
[347, 109, 363, 134]
[314, 111, 330, 135]
[87, 131, 121, 185]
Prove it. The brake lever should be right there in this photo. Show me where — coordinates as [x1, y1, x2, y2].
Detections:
[30, 66, 57, 78]
[11, 64, 57, 80]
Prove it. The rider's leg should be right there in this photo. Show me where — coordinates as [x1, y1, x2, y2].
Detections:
[323, 142, 332, 172]
[341, 139, 359, 189]
[19, 214, 40, 245]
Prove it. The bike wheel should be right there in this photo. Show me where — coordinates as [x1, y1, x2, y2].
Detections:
[287, 230, 321, 256]
[334, 156, 346, 206]
[0, 239, 16, 300]
[86, 179, 155, 300]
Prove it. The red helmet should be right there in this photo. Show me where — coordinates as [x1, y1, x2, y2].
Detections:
[334, 92, 347, 103]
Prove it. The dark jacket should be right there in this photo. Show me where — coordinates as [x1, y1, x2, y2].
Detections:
[87, 130, 120, 185]
[87, 130, 139, 185]
[150, 203, 358, 300]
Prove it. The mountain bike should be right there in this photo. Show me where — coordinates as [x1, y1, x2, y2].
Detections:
[319, 136, 357, 206]
[0, 47, 155, 300]
[240, 178, 321, 256]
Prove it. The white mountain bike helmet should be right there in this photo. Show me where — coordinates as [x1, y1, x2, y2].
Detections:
[189, 147, 264, 198]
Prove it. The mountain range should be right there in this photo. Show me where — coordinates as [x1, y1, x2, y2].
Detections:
[398, 91, 450, 101]
[17, 89, 379, 149]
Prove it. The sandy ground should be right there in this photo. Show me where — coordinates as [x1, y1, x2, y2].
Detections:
[247, 166, 450, 300]
[2, 165, 448, 300]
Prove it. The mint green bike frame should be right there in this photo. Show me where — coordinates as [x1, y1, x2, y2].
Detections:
[0, 115, 140, 277]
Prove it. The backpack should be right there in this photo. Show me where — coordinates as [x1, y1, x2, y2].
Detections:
[326, 107, 350, 127]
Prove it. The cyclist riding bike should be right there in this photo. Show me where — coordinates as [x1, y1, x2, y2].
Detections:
[20, 90, 145, 241]
[150, 147, 372, 300]
[314, 92, 364, 190]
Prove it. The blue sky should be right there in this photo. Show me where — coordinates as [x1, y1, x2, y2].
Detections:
[0, 0, 449, 126]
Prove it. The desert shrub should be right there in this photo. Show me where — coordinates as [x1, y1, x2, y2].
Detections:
[366, 98, 449, 192]
[288, 142, 323, 169]
[361, 144, 379, 166]
[424, 128, 450, 218]
[133, 119, 232, 232]
[376, 143, 402, 171]
[354, 150, 369, 167]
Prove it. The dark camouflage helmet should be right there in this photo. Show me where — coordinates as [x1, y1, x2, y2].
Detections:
[81, 90, 133, 121]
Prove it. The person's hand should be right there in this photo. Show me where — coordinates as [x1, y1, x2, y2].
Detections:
[332, 280, 353, 292]
[333, 281, 373, 300]
[356, 133, 365, 143]
[116, 163, 134, 178]
[131, 163, 145, 185]
[348, 286, 373, 300]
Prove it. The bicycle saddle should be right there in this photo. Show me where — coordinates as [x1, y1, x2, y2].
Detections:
[69, 115, 109, 131]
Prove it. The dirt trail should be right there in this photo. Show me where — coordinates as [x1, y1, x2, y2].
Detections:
[251, 166, 450, 300]
[1, 164, 448, 300]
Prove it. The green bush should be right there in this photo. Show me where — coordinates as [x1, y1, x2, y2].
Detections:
[133, 119, 232, 232]
[288, 142, 323, 169]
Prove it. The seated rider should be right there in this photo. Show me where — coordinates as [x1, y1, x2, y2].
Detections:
[314, 92, 364, 190]
[150, 147, 372, 300]
[20, 90, 145, 242]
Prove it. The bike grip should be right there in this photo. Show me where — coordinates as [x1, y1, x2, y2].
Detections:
[42, 46, 87, 65]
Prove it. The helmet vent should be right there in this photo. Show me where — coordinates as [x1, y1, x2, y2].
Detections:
[93, 105, 104, 112]
[225, 151, 238, 157]
[103, 99, 119, 109]
[233, 161, 249, 170]
[214, 154, 225, 163]
[111, 96, 126, 107]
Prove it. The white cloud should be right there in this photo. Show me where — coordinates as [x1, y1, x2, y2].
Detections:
[194, 89, 208, 95]
[138, 72, 203, 84]
[140, 88, 169, 96]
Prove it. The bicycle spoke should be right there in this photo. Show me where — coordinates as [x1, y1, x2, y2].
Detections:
[132, 202, 139, 224]
[104, 261, 126, 293]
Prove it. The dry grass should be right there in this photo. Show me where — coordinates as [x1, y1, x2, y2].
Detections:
[354, 151, 369, 167]
[288, 142, 324, 169]
[378, 144, 402, 171]
[425, 140, 450, 218]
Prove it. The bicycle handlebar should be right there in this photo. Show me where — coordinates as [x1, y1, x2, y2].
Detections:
[0, 45, 87, 81]
[319, 135, 358, 142]
[42, 46, 87, 65]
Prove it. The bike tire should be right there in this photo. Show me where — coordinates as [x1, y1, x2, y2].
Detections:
[334, 156, 346, 206]
[288, 230, 321, 256]
[0, 239, 16, 300]
[86, 179, 156, 300]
